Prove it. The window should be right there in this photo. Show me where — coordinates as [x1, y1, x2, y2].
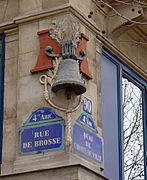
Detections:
[101, 49, 147, 180]
[122, 76, 144, 179]
[0, 34, 5, 166]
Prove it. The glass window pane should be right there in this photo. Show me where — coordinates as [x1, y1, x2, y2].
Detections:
[122, 77, 144, 180]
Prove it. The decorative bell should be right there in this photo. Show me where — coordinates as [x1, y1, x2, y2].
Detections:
[45, 40, 86, 99]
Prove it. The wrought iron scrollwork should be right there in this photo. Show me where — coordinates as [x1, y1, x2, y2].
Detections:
[45, 46, 61, 58]
[45, 40, 86, 61]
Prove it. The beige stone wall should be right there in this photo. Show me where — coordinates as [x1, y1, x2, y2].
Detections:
[19, 0, 42, 15]
[0, 0, 19, 24]
[112, 28, 147, 73]
[3, 29, 18, 167]
[1, 10, 104, 177]
[42, 0, 69, 9]
[97, 3, 147, 78]
[0, 165, 108, 180]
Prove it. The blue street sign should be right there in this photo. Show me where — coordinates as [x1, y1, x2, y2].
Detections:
[19, 108, 65, 156]
[73, 124, 103, 164]
[23, 108, 62, 126]
[83, 97, 92, 114]
[77, 112, 98, 133]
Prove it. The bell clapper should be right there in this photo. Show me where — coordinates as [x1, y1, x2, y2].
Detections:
[65, 87, 72, 100]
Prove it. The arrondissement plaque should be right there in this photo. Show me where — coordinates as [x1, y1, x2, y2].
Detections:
[19, 108, 65, 156]
[76, 112, 98, 133]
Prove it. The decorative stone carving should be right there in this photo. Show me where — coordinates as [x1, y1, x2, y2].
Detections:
[49, 17, 81, 44]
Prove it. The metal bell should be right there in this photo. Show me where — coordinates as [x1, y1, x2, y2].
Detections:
[45, 40, 87, 99]
[52, 58, 86, 99]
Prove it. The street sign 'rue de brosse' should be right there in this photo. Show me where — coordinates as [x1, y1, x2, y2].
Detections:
[19, 108, 65, 156]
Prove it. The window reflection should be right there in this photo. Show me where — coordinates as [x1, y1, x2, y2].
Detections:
[122, 78, 144, 180]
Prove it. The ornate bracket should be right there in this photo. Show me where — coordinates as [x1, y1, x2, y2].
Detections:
[77, 50, 86, 61]
[45, 46, 61, 58]
[30, 29, 92, 79]
[45, 40, 86, 61]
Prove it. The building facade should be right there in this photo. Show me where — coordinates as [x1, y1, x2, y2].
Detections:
[0, 0, 146, 180]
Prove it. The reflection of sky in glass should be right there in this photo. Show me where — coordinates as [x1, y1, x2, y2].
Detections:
[122, 78, 144, 180]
